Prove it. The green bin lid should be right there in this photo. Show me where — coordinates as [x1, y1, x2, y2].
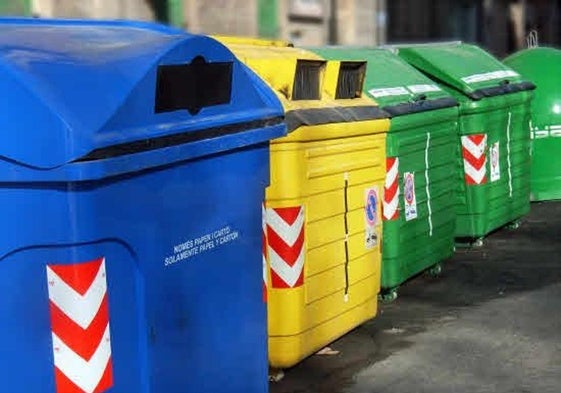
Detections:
[504, 47, 561, 128]
[309, 47, 457, 116]
[396, 42, 535, 100]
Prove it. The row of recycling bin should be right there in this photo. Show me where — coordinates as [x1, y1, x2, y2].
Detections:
[0, 18, 536, 393]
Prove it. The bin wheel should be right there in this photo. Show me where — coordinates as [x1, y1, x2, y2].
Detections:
[380, 289, 398, 303]
[473, 238, 484, 248]
[268, 368, 285, 383]
[427, 263, 442, 277]
[507, 220, 521, 230]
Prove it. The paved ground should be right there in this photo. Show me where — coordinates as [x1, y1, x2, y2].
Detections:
[271, 201, 561, 393]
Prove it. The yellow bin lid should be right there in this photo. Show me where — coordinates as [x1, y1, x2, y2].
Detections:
[215, 36, 390, 140]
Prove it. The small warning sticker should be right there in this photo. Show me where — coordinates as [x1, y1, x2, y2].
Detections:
[461, 70, 519, 84]
[407, 84, 441, 94]
[403, 172, 418, 221]
[490, 141, 500, 182]
[368, 86, 409, 98]
[364, 186, 379, 249]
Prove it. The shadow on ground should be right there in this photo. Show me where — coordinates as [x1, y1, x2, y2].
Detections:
[270, 202, 561, 393]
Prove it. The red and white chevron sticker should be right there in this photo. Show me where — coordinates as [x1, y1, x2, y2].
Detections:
[262, 203, 268, 302]
[383, 157, 400, 221]
[266, 206, 305, 289]
[46, 257, 113, 393]
[462, 134, 487, 185]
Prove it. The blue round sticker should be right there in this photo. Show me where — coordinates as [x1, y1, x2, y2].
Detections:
[365, 189, 378, 226]
[404, 173, 415, 205]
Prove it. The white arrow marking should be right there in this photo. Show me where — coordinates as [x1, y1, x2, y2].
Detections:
[464, 159, 487, 184]
[383, 195, 399, 220]
[268, 245, 305, 288]
[47, 260, 107, 330]
[385, 158, 399, 189]
[266, 207, 304, 247]
[461, 135, 487, 159]
[52, 324, 112, 393]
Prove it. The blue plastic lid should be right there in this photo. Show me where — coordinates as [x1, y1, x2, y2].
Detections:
[0, 18, 284, 173]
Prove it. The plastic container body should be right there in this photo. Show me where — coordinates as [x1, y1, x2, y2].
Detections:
[505, 47, 561, 201]
[0, 19, 286, 393]
[218, 36, 390, 368]
[312, 47, 459, 291]
[397, 43, 535, 239]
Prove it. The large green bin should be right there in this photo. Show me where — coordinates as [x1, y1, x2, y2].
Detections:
[396, 43, 535, 242]
[504, 47, 561, 201]
[310, 47, 459, 298]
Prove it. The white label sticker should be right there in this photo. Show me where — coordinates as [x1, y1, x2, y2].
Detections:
[534, 125, 561, 139]
[407, 84, 441, 94]
[364, 186, 379, 249]
[533, 130, 548, 139]
[368, 87, 409, 98]
[403, 172, 418, 221]
[461, 70, 519, 84]
[164, 226, 240, 267]
[490, 141, 500, 182]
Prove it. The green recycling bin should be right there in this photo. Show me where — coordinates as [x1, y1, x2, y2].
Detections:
[311, 47, 459, 299]
[504, 47, 561, 201]
[396, 43, 535, 243]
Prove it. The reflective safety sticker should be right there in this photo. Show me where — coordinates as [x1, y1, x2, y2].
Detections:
[462, 134, 488, 185]
[267, 206, 305, 288]
[490, 141, 501, 182]
[364, 187, 379, 249]
[383, 157, 400, 221]
[403, 172, 418, 221]
[46, 257, 114, 393]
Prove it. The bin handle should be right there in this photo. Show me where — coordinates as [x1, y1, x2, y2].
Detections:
[412, 94, 427, 103]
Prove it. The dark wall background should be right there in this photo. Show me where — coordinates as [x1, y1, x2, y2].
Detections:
[387, 0, 561, 58]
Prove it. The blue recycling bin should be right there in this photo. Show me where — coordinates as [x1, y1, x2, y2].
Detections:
[0, 18, 285, 393]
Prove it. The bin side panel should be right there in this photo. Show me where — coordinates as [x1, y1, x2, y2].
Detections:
[0, 144, 271, 393]
[508, 99, 532, 218]
[455, 95, 531, 237]
[266, 132, 385, 368]
[139, 145, 270, 393]
[381, 109, 458, 289]
[531, 134, 561, 201]
[0, 242, 143, 393]
[505, 48, 561, 201]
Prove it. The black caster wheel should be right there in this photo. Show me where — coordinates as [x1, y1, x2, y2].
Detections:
[427, 263, 442, 277]
[472, 237, 484, 248]
[507, 220, 521, 230]
[269, 368, 285, 382]
[380, 289, 398, 303]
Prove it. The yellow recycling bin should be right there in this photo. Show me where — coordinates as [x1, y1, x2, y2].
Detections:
[217, 37, 390, 368]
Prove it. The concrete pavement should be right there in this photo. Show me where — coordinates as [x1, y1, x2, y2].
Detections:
[271, 202, 561, 393]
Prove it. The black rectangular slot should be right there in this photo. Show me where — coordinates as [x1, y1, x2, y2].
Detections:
[155, 60, 233, 114]
[292, 60, 324, 100]
[336, 61, 366, 99]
